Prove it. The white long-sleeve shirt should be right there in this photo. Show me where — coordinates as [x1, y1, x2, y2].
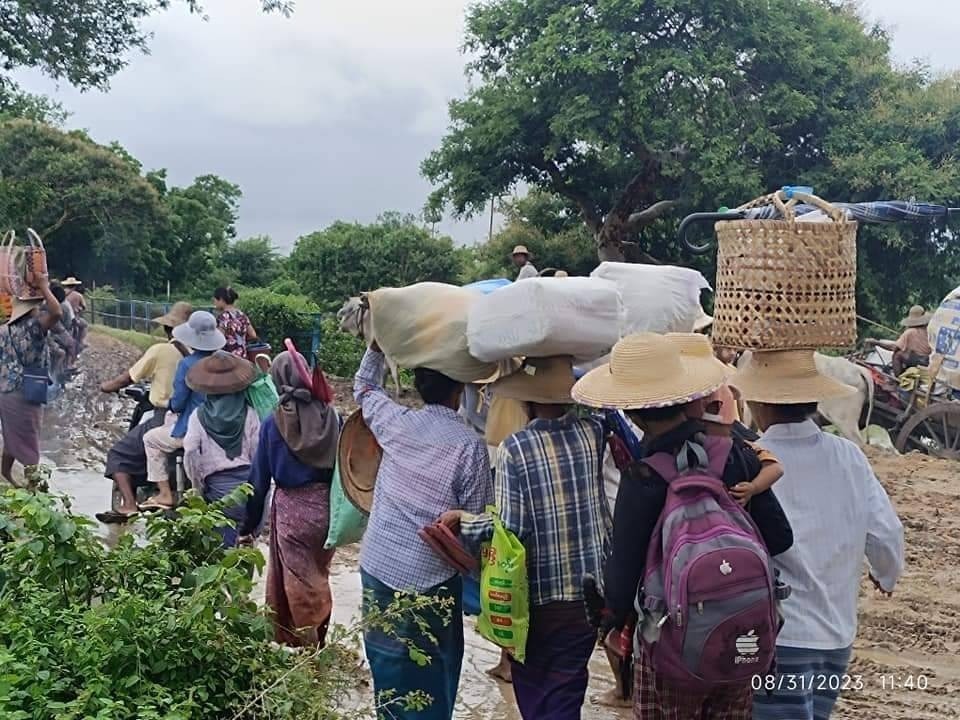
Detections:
[516, 263, 539, 280]
[758, 420, 904, 650]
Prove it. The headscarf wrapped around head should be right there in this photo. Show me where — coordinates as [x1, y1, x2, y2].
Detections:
[270, 351, 339, 469]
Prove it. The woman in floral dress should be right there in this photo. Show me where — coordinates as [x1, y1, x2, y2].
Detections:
[213, 287, 257, 358]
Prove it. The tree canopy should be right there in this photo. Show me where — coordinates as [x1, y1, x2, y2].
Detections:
[288, 213, 464, 311]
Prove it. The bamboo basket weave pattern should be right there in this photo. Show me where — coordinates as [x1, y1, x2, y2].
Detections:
[712, 192, 858, 350]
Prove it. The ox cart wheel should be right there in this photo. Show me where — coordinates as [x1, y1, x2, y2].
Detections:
[895, 403, 960, 460]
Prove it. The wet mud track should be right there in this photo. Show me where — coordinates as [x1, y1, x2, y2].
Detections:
[35, 332, 960, 718]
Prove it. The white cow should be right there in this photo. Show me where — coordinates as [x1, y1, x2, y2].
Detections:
[738, 351, 875, 447]
[337, 296, 402, 398]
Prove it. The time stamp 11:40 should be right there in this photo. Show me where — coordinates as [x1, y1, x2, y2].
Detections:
[751, 674, 931, 692]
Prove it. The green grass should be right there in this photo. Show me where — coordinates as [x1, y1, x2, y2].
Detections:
[91, 325, 163, 353]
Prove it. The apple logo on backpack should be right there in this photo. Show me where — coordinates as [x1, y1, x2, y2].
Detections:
[719, 559, 733, 576]
[735, 630, 761, 664]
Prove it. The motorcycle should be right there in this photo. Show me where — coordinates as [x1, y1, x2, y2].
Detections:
[109, 383, 187, 513]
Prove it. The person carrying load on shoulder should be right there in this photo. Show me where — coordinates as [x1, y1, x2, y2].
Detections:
[865, 305, 933, 376]
[440, 356, 612, 720]
[732, 350, 904, 720]
[511, 245, 538, 281]
[355, 342, 493, 720]
[140, 310, 226, 511]
[61, 277, 87, 351]
[97, 302, 192, 523]
[0, 273, 62, 488]
[240, 349, 340, 648]
[573, 333, 793, 720]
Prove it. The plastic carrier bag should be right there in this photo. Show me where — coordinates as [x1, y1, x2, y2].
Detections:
[245, 372, 280, 420]
[476, 510, 529, 662]
[324, 460, 368, 549]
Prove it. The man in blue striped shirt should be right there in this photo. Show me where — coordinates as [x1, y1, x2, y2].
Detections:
[449, 356, 612, 720]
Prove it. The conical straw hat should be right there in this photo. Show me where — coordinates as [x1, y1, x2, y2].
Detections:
[665, 333, 731, 377]
[572, 333, 726, 410]
[730, 350, 855, 404]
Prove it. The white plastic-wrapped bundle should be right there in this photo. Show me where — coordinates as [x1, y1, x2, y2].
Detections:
[590, 262, 711, 336]
[367, 282, 497, 383]
[467, 276, 622, 362]
[929, 285, 960, 390]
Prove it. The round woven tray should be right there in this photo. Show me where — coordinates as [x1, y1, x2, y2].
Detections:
[712, 191, 858, 350]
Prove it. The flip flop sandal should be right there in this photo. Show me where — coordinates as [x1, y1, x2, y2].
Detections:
[138, 499, 175, 512]
[96, 510, 138, 524]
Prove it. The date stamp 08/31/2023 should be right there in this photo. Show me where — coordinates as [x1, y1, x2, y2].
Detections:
[750, 673, 931, 693]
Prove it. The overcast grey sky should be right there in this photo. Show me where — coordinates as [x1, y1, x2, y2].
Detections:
[13, 0, 960, 251]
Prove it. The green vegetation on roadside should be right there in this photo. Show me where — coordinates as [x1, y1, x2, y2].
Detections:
[91, 325, 162, 353]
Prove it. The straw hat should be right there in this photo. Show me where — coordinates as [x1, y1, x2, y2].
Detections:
[61, 277, 82, 287]
[172, 310, 226, 352]
[7, 297, 41, 324]
[489, 356, 575, 405]
[665, 333, 731, 377]
[511, 245, 533, 258]
[339, 409, 382, 515]
[901, 305, 932, 328]
[572, 333, 726, 410]
[692, 308, 714, 332]
[554, 270, 569, 278]
[186, 350, 257, 394]
[730, 350, 855, 404]
[153, 301, 193, 329]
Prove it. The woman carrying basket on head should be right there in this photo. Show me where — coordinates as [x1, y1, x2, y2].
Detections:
[0, 273, 62, 488]
[240, 348, 340, 648]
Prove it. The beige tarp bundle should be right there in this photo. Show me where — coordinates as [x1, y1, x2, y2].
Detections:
[929, 284, 960, 391]
[368, 282, 497, 383]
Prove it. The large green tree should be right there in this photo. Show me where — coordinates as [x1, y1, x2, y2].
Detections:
[288, 213, 464, 311]
[221, 235, 282, 288]
[0, 119, 173, 289]
[423, 0, 897, 262]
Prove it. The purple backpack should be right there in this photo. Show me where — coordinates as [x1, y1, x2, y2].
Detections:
[638, 435, 778, 691]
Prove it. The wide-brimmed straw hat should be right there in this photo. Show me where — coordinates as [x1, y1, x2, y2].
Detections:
[339, 409, 382, 515]
[186, 350, 257, 394]
[730, 349, 855, 404]
[572, 333, 726, 410]
[153, 301, 193, 329]
[8, 298, 41, 324]
[489, 356, 575, 405]
[61, 277, 82, 287]
[693, 308, 714, 332]
[666, 333, 731, 377]
[901, 305, 932, 328]
[172, 310, 226, 352]
[511, 245, 533, 258]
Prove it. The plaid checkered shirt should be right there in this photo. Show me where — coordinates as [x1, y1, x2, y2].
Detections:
[355, 350, 493, 593]
[462, 413, 613, 606]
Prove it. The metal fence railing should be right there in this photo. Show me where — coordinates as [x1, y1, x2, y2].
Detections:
[88, 296, 326, 361]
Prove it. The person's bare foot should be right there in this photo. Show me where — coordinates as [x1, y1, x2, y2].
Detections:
[486, 659, 512, 683]
[595, 687, 632, 708]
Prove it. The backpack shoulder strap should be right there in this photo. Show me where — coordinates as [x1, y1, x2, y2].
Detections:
[642, 434, 733, 483]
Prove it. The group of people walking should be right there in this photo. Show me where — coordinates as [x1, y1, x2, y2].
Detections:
[353, 325, 905, 720]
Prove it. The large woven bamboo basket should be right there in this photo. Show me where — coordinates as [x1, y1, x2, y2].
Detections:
[712, 191, 858, 351]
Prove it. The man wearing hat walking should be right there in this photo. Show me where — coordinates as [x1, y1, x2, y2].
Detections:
[141, 310, 226, 510]
[732, 350, 905, 720]
[61, 277, 88, 350]
[865, 305, 933, 376]
[511, 245, 538, 281]
[97, 302, 193, 522]
[447, 356, 612, 720]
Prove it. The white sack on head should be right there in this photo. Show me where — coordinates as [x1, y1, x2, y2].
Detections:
[590, 262, 711, 336]
[467, 276, 622, 363]
[929, 284, 960, 391]
[367, 282, 497, 383]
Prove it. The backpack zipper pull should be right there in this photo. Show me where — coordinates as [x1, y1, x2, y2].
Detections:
[697, 601, 704, 615]
[676, 605, 683, 627]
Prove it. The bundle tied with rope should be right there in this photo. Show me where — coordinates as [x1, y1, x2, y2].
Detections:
[711, 190, 858, 351]
[0, 229, 48, 302]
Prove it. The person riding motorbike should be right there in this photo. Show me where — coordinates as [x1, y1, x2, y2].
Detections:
[96, 302, 193, 523]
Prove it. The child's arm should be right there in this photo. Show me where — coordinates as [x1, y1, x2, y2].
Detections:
[730, 443, 784, 506]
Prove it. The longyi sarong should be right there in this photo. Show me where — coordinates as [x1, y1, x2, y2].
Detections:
[266, 482, 336, 647]
[510, 601, 596, 720]
[752, 645, 853, 720]
[0, 390, 42, 466]
[362, 568, 463, 720]
[203, 466, 250, 547]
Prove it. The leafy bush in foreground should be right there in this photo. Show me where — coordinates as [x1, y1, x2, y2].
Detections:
[0, 490, 441, 719]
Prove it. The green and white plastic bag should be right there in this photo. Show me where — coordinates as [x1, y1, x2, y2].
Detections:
[324, 461, 367, 549]
[246, 372, 280, 421]
[477, 509, 529, 662]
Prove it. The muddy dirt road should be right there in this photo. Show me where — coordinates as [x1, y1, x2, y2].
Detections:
[38, 332, 960, 718]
